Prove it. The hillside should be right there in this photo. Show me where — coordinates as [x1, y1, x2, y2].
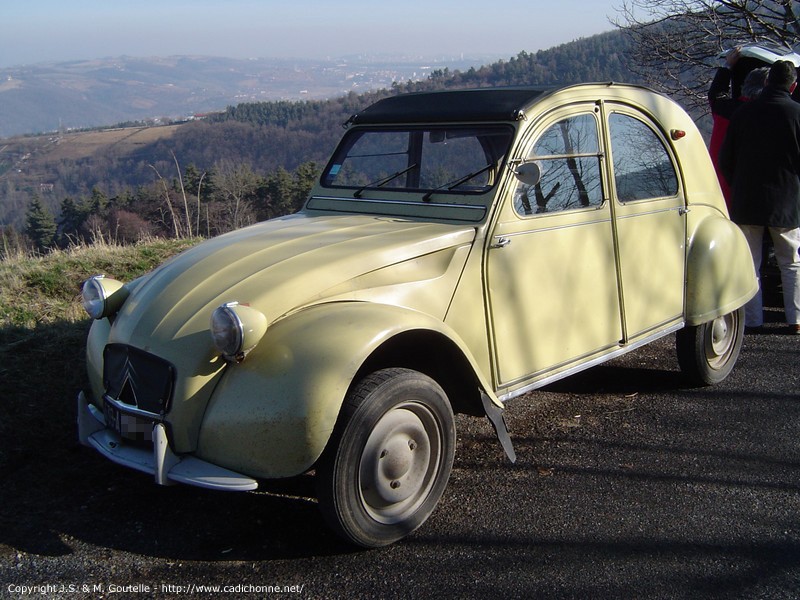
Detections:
[0, 125, 185, 230]
[0, 124, 182, 179]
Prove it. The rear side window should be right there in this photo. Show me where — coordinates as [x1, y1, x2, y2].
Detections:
[609, 113, 678, 202]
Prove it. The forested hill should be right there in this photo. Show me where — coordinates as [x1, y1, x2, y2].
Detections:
[426, 31, 635, 88]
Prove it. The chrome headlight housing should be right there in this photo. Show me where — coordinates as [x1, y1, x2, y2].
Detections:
[210, 302, 268, 361]
[81, 275, 129, 320]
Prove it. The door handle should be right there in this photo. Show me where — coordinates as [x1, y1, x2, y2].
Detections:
[491, 236, 511, 249]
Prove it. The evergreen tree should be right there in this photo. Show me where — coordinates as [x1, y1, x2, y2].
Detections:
[89, 187, 109, 215]
[57, 196, 89, 245]
[26, 196, 57, 252]
[291, 161, 320, 210]
[260, 167, 294, 219]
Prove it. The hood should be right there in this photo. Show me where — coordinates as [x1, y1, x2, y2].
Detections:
[110, 213, 476, 351]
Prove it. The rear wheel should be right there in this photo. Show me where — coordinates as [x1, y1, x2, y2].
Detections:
[316, 368, 455, 548]
[676, 306, 744, 385]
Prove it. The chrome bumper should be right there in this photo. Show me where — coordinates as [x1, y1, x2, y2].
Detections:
[77, 391, 258, 492]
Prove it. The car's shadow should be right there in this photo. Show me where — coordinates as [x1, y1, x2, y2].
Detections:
[532, 332, 692, 396]
[2, 452, 360, 560]
[542, 363, 684, 395]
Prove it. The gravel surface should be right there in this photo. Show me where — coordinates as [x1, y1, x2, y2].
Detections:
[2, 315, 799, 599]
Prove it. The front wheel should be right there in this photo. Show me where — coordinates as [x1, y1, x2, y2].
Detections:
[316, 368, 456, 548]
[676, 306, 744, 385]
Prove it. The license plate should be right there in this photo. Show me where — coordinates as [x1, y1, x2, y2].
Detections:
[103, 400, 154, 441]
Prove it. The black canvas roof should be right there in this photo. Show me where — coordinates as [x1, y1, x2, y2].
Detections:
[349, 87, 551, 125]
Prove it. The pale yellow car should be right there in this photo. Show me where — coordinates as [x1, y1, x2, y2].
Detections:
[78, 83, 757, 547]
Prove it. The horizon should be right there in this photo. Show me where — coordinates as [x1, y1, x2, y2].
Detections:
[0, 0, 622, 69]
[0, 50, 520, 72]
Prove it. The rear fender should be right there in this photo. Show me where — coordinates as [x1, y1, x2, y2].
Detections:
[685, 213, 757, 325]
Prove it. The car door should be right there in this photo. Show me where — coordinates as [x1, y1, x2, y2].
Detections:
[603, 105, 686, 341]
[486, 106, 623, 393]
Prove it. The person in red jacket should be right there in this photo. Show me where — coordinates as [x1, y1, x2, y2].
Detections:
[719, 60, 800, 334]
[708, 48, 768, 206]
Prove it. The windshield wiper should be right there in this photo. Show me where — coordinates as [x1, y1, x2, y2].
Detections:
[422, 163, 495, 202]
[353, 163, 419, 198]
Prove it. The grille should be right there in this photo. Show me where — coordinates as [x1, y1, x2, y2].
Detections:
[103, 343, 175, 415]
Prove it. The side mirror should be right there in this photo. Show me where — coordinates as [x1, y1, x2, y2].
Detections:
[513, 161, 541, 186]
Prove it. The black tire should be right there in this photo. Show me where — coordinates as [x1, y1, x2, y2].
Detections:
[676, 306, 744, 385]
[315, 368, 456, 548]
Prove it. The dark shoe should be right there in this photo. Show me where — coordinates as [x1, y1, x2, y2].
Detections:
[789, 324, 800, 335]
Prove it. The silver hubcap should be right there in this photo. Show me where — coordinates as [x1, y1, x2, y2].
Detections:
[706, 313, 736, 368]
[359, 403, 441, 524]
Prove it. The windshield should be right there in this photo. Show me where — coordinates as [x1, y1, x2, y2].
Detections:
[321, 126, 514, 197]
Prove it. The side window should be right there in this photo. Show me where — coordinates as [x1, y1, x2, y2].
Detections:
[609, 113, 678, 201]
[514, 113, 603, 216]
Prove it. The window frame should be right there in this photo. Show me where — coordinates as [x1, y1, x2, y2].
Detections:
[512, 108, 606, 218]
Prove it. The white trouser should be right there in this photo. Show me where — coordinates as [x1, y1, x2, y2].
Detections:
[738, 225, 800, 326]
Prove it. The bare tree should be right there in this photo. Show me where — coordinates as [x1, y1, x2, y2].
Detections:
[171, 151, 193, 238]
[149, 154, 199, 239]
[148, 164, 181, 238]
[212, 161, 259, 233]
[196, 170, 206, 237]
[616, 0, 800, 110]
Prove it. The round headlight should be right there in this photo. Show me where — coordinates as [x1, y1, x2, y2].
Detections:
[81, 275, 128, 319]
[210, 302, 268, 361]
[210, 303, 243, 357]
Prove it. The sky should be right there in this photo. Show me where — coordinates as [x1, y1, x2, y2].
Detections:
[0, 0, 624, 68]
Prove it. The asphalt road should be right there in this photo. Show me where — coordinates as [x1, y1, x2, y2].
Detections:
[2, 312, 799, 599]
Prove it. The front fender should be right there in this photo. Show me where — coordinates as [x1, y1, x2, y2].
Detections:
[195, 301, 494, 479]
[685, 212, 758, 325]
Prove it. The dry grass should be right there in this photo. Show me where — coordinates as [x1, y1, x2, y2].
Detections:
[41, 125, 182, 162]
[0, 236, 200, 329]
